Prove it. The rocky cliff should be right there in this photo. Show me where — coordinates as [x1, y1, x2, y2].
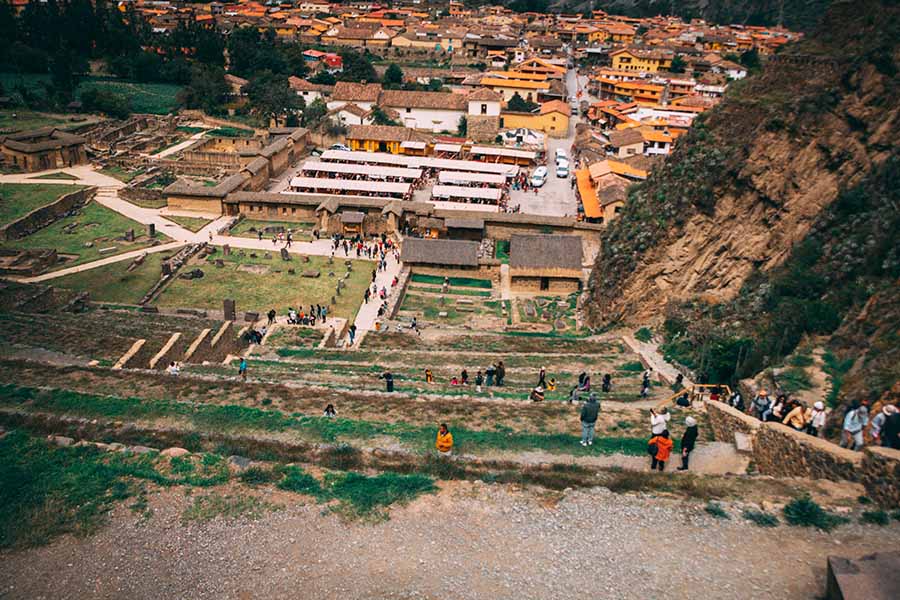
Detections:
[585, 0, 899, 405]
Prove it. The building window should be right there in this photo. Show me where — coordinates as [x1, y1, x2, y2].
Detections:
[406, 108, 411, 113]
[481, 103, 487, 114]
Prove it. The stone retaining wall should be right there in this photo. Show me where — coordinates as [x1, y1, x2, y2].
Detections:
[120, 187, 164, 206]
[0, 187, 95, 240]
[706, 400, 900, 506]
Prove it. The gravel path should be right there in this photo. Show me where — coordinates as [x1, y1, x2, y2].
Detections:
[2, 482, 895, 599]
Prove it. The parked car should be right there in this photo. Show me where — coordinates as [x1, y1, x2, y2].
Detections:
[530, 166, 548, 187]
[570, 104, 579, 116]
[556, 161, 570, 178]
[329, 143, 351, 151]
[554, 148, 568, 165]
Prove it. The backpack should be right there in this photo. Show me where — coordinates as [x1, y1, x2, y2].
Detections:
[648, 441, 658, 456]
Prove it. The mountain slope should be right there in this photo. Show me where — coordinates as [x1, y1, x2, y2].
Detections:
[585, 0, 899, 404]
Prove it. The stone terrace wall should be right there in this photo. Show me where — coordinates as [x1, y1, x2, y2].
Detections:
[860, 447, 900, 507]
[0, 187, 95, 240]
[706, 400, 900, 506]
[753, 422, 862, 482]
[706, 400, 760, 444]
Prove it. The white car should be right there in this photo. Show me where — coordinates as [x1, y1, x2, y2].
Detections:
[555, 148, 568, 165]
[329, 143, 351, 151]
[530, 166, 548, 187]
[556, 161, 569, 178]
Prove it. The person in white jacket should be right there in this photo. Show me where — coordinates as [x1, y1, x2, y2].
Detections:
[650, 407, 671, 436]
[805, 401, 827, 437]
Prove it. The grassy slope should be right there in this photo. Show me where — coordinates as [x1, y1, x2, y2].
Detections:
[0, 183, 84, 226]
[51, 250, 173, 304]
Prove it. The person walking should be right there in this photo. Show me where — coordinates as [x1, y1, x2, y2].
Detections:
[580, 392, 600, 446]
[436, 423, 453, 456]
[348, 324, 357, 346]
[648, 430, 673, 471]
[460, 369, 469, 385]
[538, 366, 547, 388]
[650, 407, 670, 437]
[425, 368, 434, 384]
[238, 357, 247, 381]
[805, 401, 827, 437]
[840, 399, 870, 450]
[870, 405, 898, 446]
[381, 370, 394, 393]
[601, 373, 611, 393]
[485, 363, 495, 387]
[678, 417, 698, 471]
[475, 370, 484, 393]
[640, 370, 652, 398]
[267, 309, 276, 326]
[496, 360, 505, 386]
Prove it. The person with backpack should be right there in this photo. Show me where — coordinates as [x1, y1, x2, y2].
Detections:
[648, 430, 673, 471]
[840, 399, 870, 450]
[751, 389, 770, 420]
[805, 401, 827, 437]
[579, 392, 600, 446]
[678, 417, 698, 471]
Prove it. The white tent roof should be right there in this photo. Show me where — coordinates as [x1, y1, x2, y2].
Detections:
[434, 143, 462, 153]
[289, 177, 411, 195]
[301, 160, 422, 180]
[421, 158, 518, 176]
[400, 140, 427, 149]
[432, 185, 502, 201]
[470, 145, 537, 160]
[320, 149, 417, 167]
[320, 149, 519, 176]
[438, 171, 506, 186]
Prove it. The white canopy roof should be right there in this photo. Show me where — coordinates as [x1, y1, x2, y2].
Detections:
[320, 149, 519, 176]
[432, 185, 502, 201]
[400, 140, 427, 149]
[470, 145, 537, 160]
[301, 160, 422, 180]
[320, 149, 417, 167]
[434, 143, 462, 153]
[288, 177, 410, 195]
[438, 171, 506, 186]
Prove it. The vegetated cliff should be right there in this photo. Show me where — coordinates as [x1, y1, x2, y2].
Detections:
[585, 0, 899, 408]
[553, 0, 829, 31]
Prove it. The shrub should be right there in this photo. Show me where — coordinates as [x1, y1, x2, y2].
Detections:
[743, 510, 779, 527]
[618, 361, 644, 372]
[705, 501, 730, 519]
[238, 466, 280, 485]
[860, 510, 889, 526]
[783, 495, 849, 531]
[634, 327, 653, 343]
[276, 466, 323, 496]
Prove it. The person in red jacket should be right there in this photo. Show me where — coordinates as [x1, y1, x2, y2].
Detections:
[649, 430, 674, 471]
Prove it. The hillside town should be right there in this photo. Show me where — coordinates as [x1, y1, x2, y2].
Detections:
[1, 0, 897, 598]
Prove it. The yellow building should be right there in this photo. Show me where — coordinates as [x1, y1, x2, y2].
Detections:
[346, 125, 430, 154]
[501, 100, 570, 138]
[610, 48, 673, 72]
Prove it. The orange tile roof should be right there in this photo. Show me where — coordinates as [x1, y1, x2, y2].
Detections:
[576, 169, 602, 219]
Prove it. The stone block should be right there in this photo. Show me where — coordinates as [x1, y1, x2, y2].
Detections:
[826, 552, 900, 600]
[302, 270, 321, 278]
[734, 431, 754, 454]
[161, 447, 190, 458]
[244, 311, 259, 323]
[223, 299, 236, 321]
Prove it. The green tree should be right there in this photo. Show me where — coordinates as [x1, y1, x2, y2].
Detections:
[177, 64, 229, 113]
[669, 55, 687, 73]
[369, 106, 399, 126]
[302, 97, 328, 128]
[243, 71, 300, 122]
[337, 49, 378, 83]
[80, 86, 130, 118]
[383, 63, 404, 87]
[278, 44, 310, 78]
[507, 92, 538, 112]
[740, 48, 762, 71]
[49, 48, 78, 103]
[309, 70, 337, 85]
[457, 115, 467, 137]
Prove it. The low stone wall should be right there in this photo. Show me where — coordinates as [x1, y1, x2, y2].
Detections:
[120, 187, 164, 206]
[753, 422, 862, 482]
[706, 400, 900, 506]
[860, 447, 900, 507]
[706, 400, 761, 444]
[0, 187, 94, 240]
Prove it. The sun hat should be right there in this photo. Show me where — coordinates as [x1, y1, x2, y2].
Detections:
[814, 401, 824, 410]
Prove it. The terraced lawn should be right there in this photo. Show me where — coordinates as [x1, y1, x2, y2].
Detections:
[6, 200, 165, 268]
[156, 249, 369, 320]
[51, 250, 175, 305]
[0, 183, 84, 226]
[228, 219, 315, 241]
[165, 215, 212, 233]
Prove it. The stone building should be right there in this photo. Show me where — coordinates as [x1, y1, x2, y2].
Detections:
[509, 234, 583, 292]
[0, 127, 87, 172]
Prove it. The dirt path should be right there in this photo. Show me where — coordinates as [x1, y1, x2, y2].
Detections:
[0, 483, 894, 600]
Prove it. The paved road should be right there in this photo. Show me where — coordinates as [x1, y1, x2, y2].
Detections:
[508, 68, 580, 217]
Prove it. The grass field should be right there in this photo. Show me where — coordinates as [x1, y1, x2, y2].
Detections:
[29, 172, 79, 181]
[165, 215, 212, 233]
[99, 166, 145, 184]
[156, 249, 370, 320]
[0, 73, 181, 116]
[410, 273, 492, 289]
[206, 127, 254, 137]
[7, 200, 166, 268]
[0, 109, 70, 132]
[51, 250, 172, 304]
[0, 183, 84, 226]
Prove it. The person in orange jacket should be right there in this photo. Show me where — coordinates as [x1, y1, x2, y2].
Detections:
[649, 429, 674, 471]
[436, 423, 453, 456]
